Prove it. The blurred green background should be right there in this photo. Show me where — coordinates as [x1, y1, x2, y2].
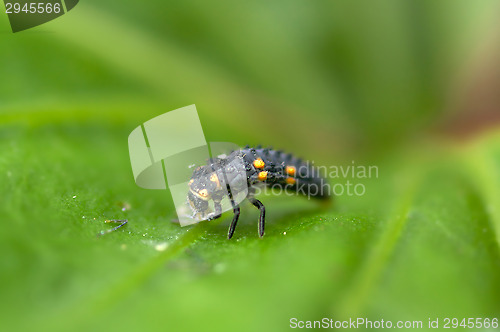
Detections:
[1, 1, 500, 331]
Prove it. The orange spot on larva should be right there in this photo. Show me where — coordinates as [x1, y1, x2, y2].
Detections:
[258, 171, 268, 181]
[286, 177, 296, 185]
[210, 173, 220, 186]
[286, 166, 296, 176]
[253, 158, 265, 169]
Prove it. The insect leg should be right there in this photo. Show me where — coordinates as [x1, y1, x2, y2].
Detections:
[249, 198, 265, 237]
[225, 184, 241, 239]
[207, 201, 222, 221]
[98, 219, 128, 237]
[227, 204, 240, 239]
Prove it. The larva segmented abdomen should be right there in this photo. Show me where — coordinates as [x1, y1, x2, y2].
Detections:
[238, 146, 330, 200]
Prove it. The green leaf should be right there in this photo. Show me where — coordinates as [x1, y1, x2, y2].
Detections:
[1, 125, 499, 331]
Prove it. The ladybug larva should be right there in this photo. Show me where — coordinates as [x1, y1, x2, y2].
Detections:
[187, 145, 330, 239]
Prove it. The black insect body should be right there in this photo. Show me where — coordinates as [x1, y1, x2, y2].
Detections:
[187, 146, 330, 239]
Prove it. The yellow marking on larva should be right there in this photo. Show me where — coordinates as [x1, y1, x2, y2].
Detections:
[210, 173, 220, 187]
[286, 177, 296, 185]
[188, 179, 194, 185]
[199, 189, 209, 198]
[286, 166, 296, 176]
[258, 171, 268, 181]
[253, 158, 265, 169]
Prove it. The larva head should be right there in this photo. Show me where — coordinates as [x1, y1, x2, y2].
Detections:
[187, 190, 208, 218]
[186, 165, 222, 217]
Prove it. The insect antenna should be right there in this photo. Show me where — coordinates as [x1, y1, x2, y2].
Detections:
[97, 219, 128, 237]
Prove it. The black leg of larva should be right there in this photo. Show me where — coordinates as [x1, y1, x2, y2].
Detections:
[98, 219, 128, 237]
[227, 205, 240, 239]
[207, 202, 222, 221]
[249, 198, 266, 237]
[224, 183, 241, 239]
